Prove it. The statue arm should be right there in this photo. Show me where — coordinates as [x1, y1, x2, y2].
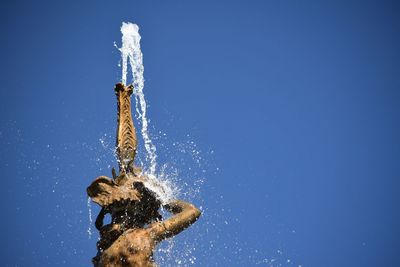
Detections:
[149, 200, 201, 242]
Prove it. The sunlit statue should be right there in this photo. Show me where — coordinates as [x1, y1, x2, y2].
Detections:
[87, 83, 201, 267]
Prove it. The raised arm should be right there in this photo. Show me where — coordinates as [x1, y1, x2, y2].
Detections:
[149, 200, 201, 242]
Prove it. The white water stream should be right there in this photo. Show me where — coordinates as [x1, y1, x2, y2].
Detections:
[117, 22, 175, 204]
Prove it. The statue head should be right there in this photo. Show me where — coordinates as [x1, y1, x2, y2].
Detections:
[87, 173, 162, 226]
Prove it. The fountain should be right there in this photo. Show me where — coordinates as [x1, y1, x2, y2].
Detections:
[86, 23, 201, 266]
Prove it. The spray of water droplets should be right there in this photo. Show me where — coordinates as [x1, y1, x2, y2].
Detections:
[87, 197, 93, 239]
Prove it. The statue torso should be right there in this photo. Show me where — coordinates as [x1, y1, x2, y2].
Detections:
[98, 227, 157, 267]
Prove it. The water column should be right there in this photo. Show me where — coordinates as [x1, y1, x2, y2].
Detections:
[119, 22, 157, 175]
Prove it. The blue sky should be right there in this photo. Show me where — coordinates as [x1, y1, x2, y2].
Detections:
[0, 1, 399, 266]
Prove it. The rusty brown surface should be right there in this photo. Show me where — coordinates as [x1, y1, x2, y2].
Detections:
[87, 84, 201, 267]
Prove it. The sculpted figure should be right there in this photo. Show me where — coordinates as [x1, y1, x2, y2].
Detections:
[87, 83, 201, 267]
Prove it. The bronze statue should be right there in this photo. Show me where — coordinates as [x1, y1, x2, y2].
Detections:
[87, 83, 201, 267]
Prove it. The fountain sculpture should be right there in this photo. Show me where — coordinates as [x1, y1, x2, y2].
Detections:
[87, 83, 201, 266]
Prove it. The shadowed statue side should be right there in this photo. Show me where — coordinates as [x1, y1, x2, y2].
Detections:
[87, 83, 201, 267]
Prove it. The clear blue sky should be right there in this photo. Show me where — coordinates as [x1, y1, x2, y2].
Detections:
[0, 1, 399, 266]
